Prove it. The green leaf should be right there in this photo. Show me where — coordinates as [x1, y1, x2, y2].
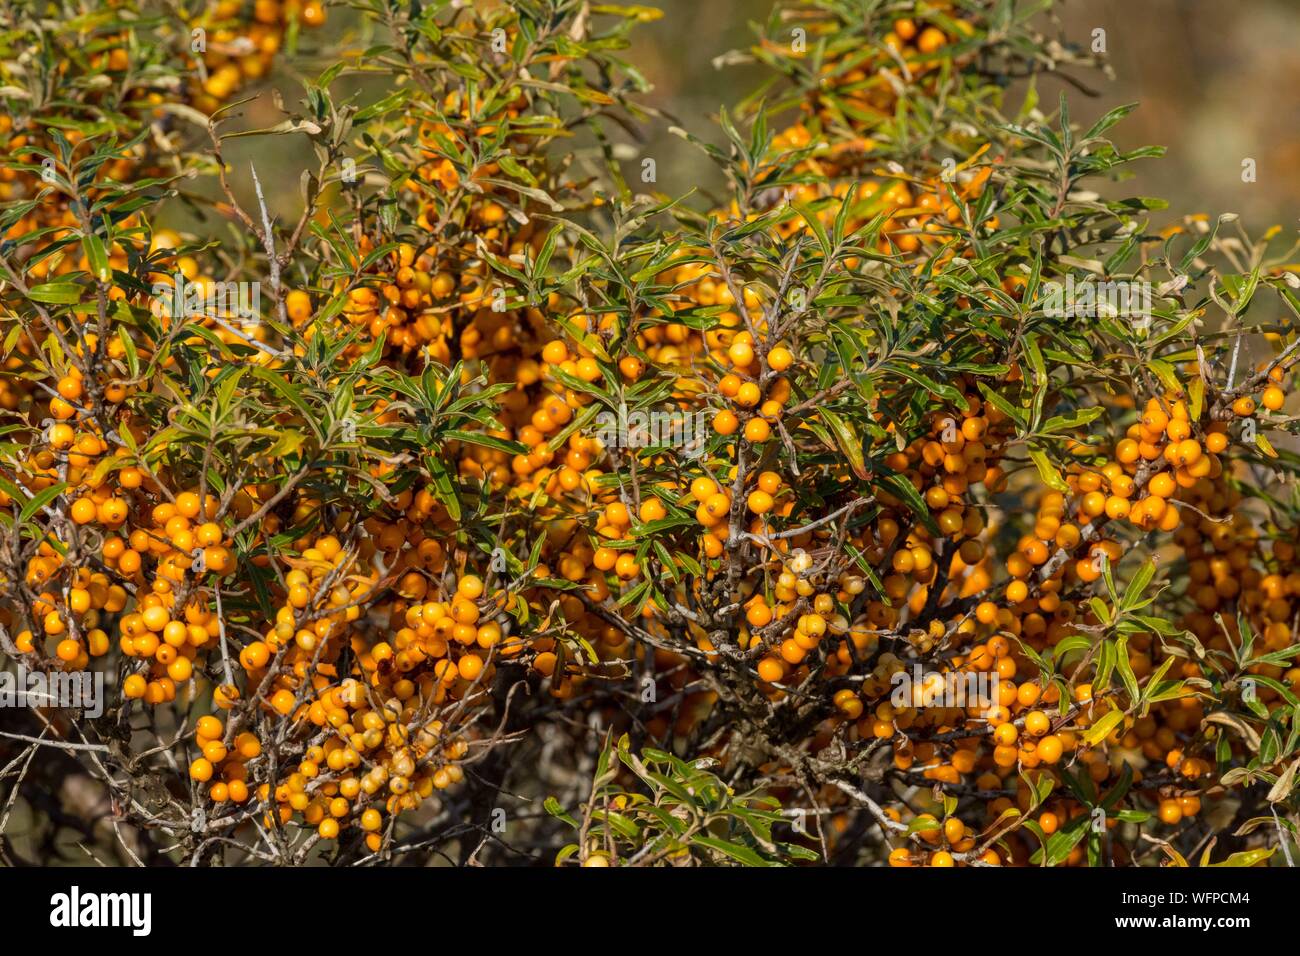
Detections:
[425, 455, 461, 522]
[19, 482, 68, 524]
[1031, 812, 1090, 866]
[442, 429, 528, 456]
[1088, 596, 1112, 627]
[1052, 635, 1091, 663]
[1081, 707, 1124, 747]
[792, 202, 831, 259]
[819, 407, 868, 480]
[1120, 559, 1156, 612]
[1028, 446, 1070, 493]
[1084, 103, 1139, 140]
[82, 234, 110, 283]
[543, 796, 579, 828]
[1114, 634, 1141, 705]
[889, 363, 965, 403]
[27, 281, 84, 305]
[876, 472, 940, 535]
[691, 835, 778, 867]
[118, 326, 139, 379]
[1039, 406, 1104, 435]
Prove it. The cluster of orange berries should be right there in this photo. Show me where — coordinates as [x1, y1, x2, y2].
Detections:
[11, 388, 245, 686]
[9, 0, 1300, 871]
[199, 545, 507, 840]
[787, 10, 974, 132]
[0, 0, 326, 697]
[2, 15, 551, 848]
[888, 810, 1002, 867]
[691, 351, 1300, 866]
[874, 677, 1213, 866]
[335, 243, 462, 362]
[711, 332, 793, 445]
[862, 391, 1011, 620]
[885, 17, 959, 57]
[746, 546, 872, 688]
[189, 0, 325, 111]
[11, 566, 125, 669]
[187, 715, 257, 807]
[316, 95, 555, 364]
[857, 374, 1300, 863]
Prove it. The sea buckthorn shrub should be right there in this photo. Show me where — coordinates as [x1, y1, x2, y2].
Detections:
[2, 0, 1299, 868]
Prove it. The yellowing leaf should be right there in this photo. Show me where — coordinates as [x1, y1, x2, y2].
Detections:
[1206, 848, 1274, 867]
[1082, 708, 1125, 747]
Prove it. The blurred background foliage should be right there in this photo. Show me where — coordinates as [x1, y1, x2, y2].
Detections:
[207, 0, 1300, 251]
[637, 0, 1300, 228]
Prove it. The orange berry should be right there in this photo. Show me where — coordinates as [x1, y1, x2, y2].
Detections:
[713, 410, 739, 435]
[1158, 799, 1182, 825]
[70, 498, 97, 524]
[1025, 711, 1050, 736]
[1037, 734, 1063, 764]
[1147, 471, 1175, 498]
[916, 26, 946, 54]
[757, 657, 785, 683]
[735, 382, 761, 407]
[458, 654, 485, 681]
[728, 341, 754, 367]
[767, 346, 793, 371]
[614, 553, 640, 579]
[639, 497, 667, 523]
[618, 356, 644, 381]
[690, 477, 718, 502]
